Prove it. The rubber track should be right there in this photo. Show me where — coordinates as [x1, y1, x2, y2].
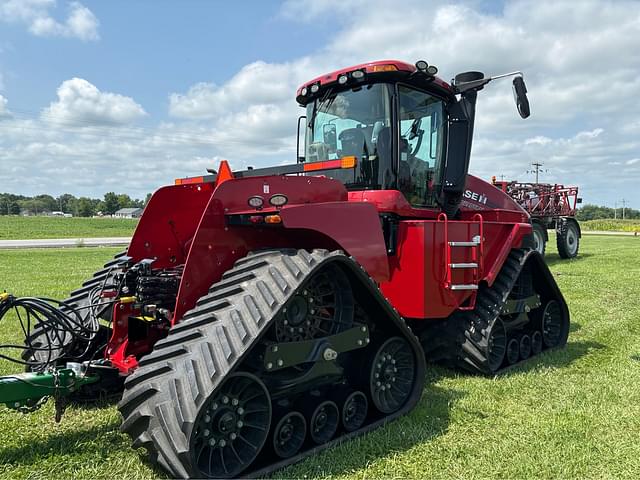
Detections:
[118, 249, 426, 479]
[450, 249, 527, 374]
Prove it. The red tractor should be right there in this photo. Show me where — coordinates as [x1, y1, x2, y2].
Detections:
[492, 180, 582, 258]
[0, 60, 569, 478]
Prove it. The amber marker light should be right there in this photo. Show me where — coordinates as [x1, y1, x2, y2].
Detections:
[264, 215, 282, 224]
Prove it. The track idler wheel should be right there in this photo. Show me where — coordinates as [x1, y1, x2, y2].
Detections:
[272, 411, 306, 459]
[191, 373, 271, 479]
[342, 391, 368, 432]
[370, 337, 416, 414]
[309, 400, 339, 444]
[506, 338, 520, 365]
[486, 318, 507, 372]
[519, 334, 532, 360]
[541, 300, 568, 348]
[531, 331, 543, 355]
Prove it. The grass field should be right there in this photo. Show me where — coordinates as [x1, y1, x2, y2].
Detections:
[0, 216, 137, 240]
[1, 236, 640, 479]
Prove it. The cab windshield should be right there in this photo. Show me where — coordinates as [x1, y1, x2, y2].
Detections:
[305, 83, 393, 189]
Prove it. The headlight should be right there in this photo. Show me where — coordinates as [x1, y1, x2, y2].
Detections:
[248, 196, 264, 208]
[269, 194, 288, 207]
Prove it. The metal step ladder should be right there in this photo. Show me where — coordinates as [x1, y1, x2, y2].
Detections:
[438, 213, 484, 310]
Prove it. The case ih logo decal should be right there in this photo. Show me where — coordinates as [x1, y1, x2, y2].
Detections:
[464, 189, 488, 205]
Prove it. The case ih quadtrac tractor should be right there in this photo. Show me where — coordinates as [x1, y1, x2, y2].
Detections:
[0, 60, 569, 478]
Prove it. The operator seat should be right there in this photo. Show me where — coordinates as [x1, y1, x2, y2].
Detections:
[339, 128, 369, 158]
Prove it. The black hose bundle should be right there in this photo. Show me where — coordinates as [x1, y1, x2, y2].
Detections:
[0, 293, 107, 372]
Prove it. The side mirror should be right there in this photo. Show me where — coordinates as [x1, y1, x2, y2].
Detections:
[512, 76, 530, 119]
[323, 124, 337, 152]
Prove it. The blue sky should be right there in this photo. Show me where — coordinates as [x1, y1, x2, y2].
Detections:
[0, 0, 638, 207]
[1, 1, 331, 119]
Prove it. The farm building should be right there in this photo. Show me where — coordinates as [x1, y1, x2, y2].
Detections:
[113, 207, 143, 218]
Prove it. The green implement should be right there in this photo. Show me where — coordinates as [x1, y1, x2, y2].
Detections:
[0, 367, 99, 411]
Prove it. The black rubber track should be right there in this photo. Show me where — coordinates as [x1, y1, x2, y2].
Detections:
[118, 249, 426, 479]
[442, 249, 570, 375]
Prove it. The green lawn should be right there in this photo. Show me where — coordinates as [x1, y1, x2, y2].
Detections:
[0, 216, 137, 240]
[1, 236, 640, 479]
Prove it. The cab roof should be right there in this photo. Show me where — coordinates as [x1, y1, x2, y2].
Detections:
[296, 60, 454, 104]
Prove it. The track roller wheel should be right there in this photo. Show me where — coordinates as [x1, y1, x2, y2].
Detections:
[309, 401, 339, 444]
[541, 299, 568, 348]
[519, 334, 532, 360]
[342, 391, 368, 432]
[272, 411, 306, 459]
[190, 373, 271, 479]
[370, 337, 416, 414]
[531, 330, 543, 355]
[506, 338, 520, 365]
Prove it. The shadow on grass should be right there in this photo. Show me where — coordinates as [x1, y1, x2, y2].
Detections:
[544, 252, 594, 268]
[275, 378, 465, 478]
[497, 339, 606, 376]
[0, 419, 121, 466]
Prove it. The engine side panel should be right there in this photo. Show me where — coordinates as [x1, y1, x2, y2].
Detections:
[380, 219, 531, 319]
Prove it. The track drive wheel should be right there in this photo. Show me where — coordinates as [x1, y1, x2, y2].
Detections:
[369, 337, 416, 414]
[557, 218, 580, 258]
[191, 373, 271, 479]
[531, 330, 543, 355]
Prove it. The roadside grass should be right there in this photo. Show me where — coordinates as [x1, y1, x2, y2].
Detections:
[0, 216, 137, 240]
[0, 236, 639, 479]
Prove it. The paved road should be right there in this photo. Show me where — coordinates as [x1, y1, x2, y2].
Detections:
[0, 237, 131, 249]
[581, 230, 638, 236]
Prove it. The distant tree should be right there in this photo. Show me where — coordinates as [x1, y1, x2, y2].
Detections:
[144, 193, 152, 206]
[8, 201, 20, 215]
[34, 194, 57, 212]
[103, 192, 120, 215]
[76, 197, 95, 217]
[56, 194, 76, 213]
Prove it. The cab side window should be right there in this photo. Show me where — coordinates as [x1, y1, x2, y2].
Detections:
[397, 86, 445, 207]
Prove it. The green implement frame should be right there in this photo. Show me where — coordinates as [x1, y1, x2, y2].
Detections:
[0, 368, 99, 411]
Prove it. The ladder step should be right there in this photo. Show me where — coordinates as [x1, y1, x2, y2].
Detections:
[449, 263, 478, 269]
[448, 241, 480, 247]
[449, 284, 479, 291]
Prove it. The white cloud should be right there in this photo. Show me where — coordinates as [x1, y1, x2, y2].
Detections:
[2, 0, 640, 206]
[0, 94, 10, 117]
[42, 78, 147, 125]
[0, 0, 99, 41]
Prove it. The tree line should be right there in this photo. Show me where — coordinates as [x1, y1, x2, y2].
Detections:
[576, 204, 640, 221]
[0, 192, 152, 217]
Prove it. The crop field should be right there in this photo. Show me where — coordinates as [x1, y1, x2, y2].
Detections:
[580, 219, 640, 233]
[0, 216, 137, 240]
[1, 236, 640, 479]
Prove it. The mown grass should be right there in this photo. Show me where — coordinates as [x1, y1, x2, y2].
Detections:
[1, 236, 640, 479]
[0, 216, 137, 240]
[581, 218, 640, 232]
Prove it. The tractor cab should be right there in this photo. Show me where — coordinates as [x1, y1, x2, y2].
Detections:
[297, 60, 530, 216]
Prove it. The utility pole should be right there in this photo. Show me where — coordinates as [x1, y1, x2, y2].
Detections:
[528, 162, 546, 184]
[499, 174, 506, 181]
[621, 198, 627, 220]
[614, 201, 617, 219]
